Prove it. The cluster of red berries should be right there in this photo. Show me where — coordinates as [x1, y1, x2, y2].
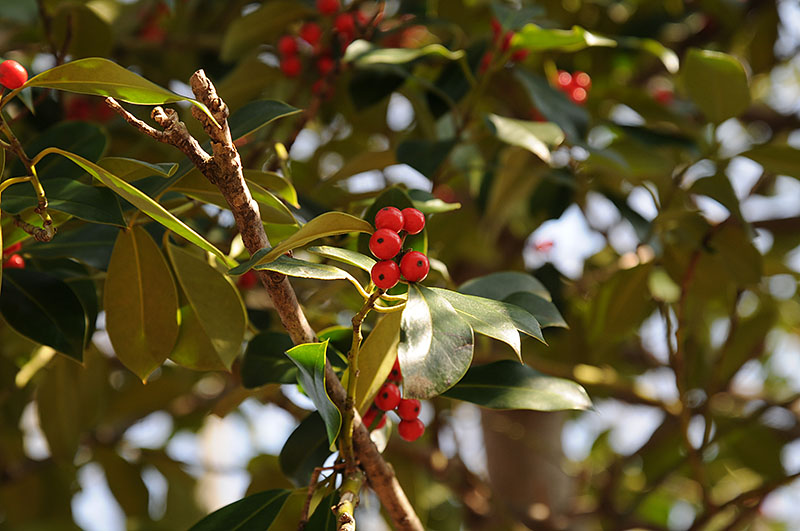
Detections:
[2, 242, 25, 269]
[0, 60, 28, 90]
[479, 19, 529, 73]
[277, 0, 366, 87]
[362, 357, 425, 441]
[555, 69, 592, 105]
[369, 207, 429, 290]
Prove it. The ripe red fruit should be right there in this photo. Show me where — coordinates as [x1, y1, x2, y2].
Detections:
[334, 13, 355, 35]
[316, 0, 339, 15]
[237, 270, 258, 290]
[278, 35, 298, 56]
[300, 22, 322, 46]
[362, 407, 385, 430]
[388, 357, 402, 382]
[375, 382, 401, 411]
[374, 206, 404, 232]
[3, 242, 22, 255]
[316, 56, 335, 76]
[479, 51, 493, 73]
[371, 260, 400, 290]
[4, 254, 25, 269]
[399, 251, 429, 282]
[573, 71, 591, 89]
[501, 30, 514, 52]
[511, 48, 529, 62]
[401, 208, 425, 234]
[396, 398, 421, 421]
[654, 88, 674, 105]
[369, 228, 402, 260]
[280, 56, 302, 77]
[0, 60, 28, 90]
[490, 18, 502, 39]
[398, 418, 425, 441]
[556, 70, 572, 88]
[569, 87, 588, 105]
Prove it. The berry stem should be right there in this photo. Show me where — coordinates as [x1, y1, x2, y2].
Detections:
[333, 470, 364, 531]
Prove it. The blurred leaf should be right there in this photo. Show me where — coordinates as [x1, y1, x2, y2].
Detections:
[98, 157, 178, 181]
[443, 360, 591, 411]
[488, 114, 564, 163]
[398, 285, 474, 399]
[167, 242, 247, 371]
[396, 139, 456, 179]
[503, 292, 567, 328]
[52, 3, 112, 59]
[491, 2, 544, 30]
[228, 100, 302, 140]
[307, 245, 376, 273]
[407, 189, 461, 213]
[221, 1, 314, 61]
[1, 269, 87, 361]
[619, 37, 680, 73]
[715, 305, 776, 385]
[26, 58, 217, 123]
[34, 148, 235, 268]
[104, 227, 179, 381]
[349, 66, 407, 110]
[36, 355, 83, 460]
[513, 24, 616, 51]
[2, 178, 124, 226]
[23, 223, 117, 270]
[356, 310, 402, 412]
[322, 150, 396, 185]
[188, 489, 291, 531]
[740, 145, 800, 179]
[279, 412, 332, 486]
[246, 455, 293, 495]
[245, 170, 299, 208]
[13, 121, 107, 180]
[682, 48, 750, 123]
[241, 332, 297, 388]
[515, 70, 589, 142]
[460, 271, 550, 301]
[344, 40, 464, 65]
[586, 263, 654, 344]
[285, 341, 342, 449]
[94, 447, 149, 518]
[689, 173, 744, 223]
[231, 212, 374, 272]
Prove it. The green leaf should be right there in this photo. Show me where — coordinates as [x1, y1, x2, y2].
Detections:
[398, 285, 474, 399]
[33, 148, 236, 268]
[396, 139, 456, 180]
[682, 48, 750, 123]
[622, 37, 680, 73]
[689, 173, 745, 223]
[488, 114, 565, 164]
[14, 121, 107, 180]
[407, 189, 461, 214]
[228, 100, 302, 140]
[40, 258, 99, 347]
[459, 271, 551, 301]
[321, 150, 396, 186]
[23, 223, 117, 270]
[307, 245, 376, 273]
[167, 242, 247, 371]
[356, 310, 403, 412]
[279, 412, 332, 486]
[1, 178, 125, 226]
[443, 360, 591, 411]
[221, 1, 314, 60]
[25, 58, 218, 125]
[491, 2, 544, 30]
[250, 255, 367, 297]
[344, 39, 464, 65]
[230, 212, 374, 273]
[502, 292, 568, 329]
[430, 288, 545, 359]
[285, 341, 342, 450]
[188, 489, 291, 531]
[305, 492, 338, 530]
[104, 227, 179, 381]
[244, 170, 299, 208]
[36, 354, 84, 461]
[94, 447, 149, 518]
[740, 145, 800, 179]
[241, 332, 297, 388]
[98, 157, 179, 181]
[513, 24, 616, 51]
[515, 70, 589, 142]
[0, 269, 87, 361]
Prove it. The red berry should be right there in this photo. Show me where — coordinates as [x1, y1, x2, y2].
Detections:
[398, 418, 425, 441]
[569, 87, 588, 105]
[0, 60, 28, 90]
[4, 254, 25, 269]
[300, 22, 322, 46]
[362, 407, 384, 430]
[237, 270, 258, 290]
[371, 260, 400, 290]
[374, 206, 404, 232]
[369, 228, 402, 260]
[316, 0, 339, 15]
[278, 35, 298, 56]
[399, 251, 429, 283]
[479, 51, 493, 73]
[511, 49, 529, 62]
[573, 71, 591, 89]
[388, 357, 402, 382]
[281, 56, 302, 77]
[316, 56, 335, 76]
[490, 18, 502, 39]
[654, 88, 673, 105]
[334, 13, 355, 35]
[396, 398, 421, 420]
[3, 242, 22, 255]
[556, 70, 572, 89]
[501, 31, 514, 52]
[355, 11, 368, 26]
[375, 382, 401, 411]
[401, 208, 425, 234]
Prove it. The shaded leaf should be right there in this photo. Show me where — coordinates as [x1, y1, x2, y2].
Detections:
[279, 412, 332, 486]
[285, 341, 342, 449]
[98, 157, 178, 181]
[396, 139, 456, 180]
[322, 150, 396, 185]
[398, 285, 474, 399]
[13, 121, 107, 181]
[36, 354, 83, 460]
[94, 447, 149, 518]
[502, 291, 567, 328]
[459, 271, 550, 301]
[682, 48, 750, 123]
[344, 40, 464, 65]
[251, 255, 366, 297]
[241, 332, 297, 388]
[740, 145, 800, 179]
[487, 114, 564, 163]
[188, 489, 290, 531]
[104, 227, 179, 381]
[221, 1, 314, 60]
[23, 223, 117, 270]
[305, 492, 339, 530]
[515, 70, 589, 142]
[228, 100, 302, 139]
[245, 170, 299, 208]
[356, 310, 403, 412]
[307, 245, 376, 273]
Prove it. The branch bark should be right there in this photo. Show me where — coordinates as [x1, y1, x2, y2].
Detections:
[107, 71, 423, 531]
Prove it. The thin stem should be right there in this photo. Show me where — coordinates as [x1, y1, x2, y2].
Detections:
[333, 470, 365, 531]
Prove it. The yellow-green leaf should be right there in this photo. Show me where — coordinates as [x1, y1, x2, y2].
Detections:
[104, 227, 180, 381]
[355, 310, 402, 413]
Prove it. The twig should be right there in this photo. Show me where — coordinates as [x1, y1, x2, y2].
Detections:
[333, 470, 365, 531]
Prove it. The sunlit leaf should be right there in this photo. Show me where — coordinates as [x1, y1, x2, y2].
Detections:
[307, 245, 376, 273]
[344, 40, 464, 65]
[502, 292, 567, 328]
[356, 310, 402, 412]
[487, 114, 564, 164]
[513, 24, 616, 51]
[682, 48, 750, 123]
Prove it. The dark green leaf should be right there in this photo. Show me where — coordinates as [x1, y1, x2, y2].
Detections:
[398, 285, 474, 399]
[220, 1, 314, 60]
[279, 412, 332, 486]
[188, 489, 290, 531]
[306, 492, 338, 530]
[23, 223, 117, 270]
[241, 332, 297, 388]
[227, 100, 302, 140]
[515, 70, 589, 142]
[459, 271, 550, 301]
[13, 121, 107, 180]
[0, 269, 87, 361]
[396, 139, 456, 180]
[1, 178, 124, 226]
[98, 157, 178, 181]
[502, 291, 567, 328]
[285, 341, 342, 449]
[443, 360, 591, 411]
[682, 48, 750, 123]
[740, 145, 800, 179]
[348, 67, 407, 110]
